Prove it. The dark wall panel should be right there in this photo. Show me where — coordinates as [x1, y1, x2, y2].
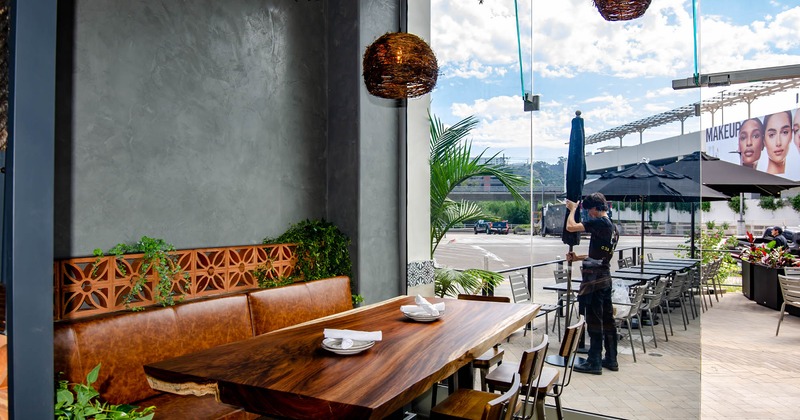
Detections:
[55, 0, 328, 257]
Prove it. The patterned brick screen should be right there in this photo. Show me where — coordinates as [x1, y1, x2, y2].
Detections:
[54, 244, 296, 320]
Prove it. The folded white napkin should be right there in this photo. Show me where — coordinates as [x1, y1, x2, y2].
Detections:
[323, 328, 382, 349]
[400, 295, 445, 316]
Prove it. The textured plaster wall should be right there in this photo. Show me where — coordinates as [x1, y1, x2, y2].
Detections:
[55, 0, 329, 258]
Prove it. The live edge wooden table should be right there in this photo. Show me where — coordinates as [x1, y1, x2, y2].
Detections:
[144, 295, 539, 420]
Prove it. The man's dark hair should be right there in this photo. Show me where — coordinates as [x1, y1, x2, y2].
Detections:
[773, 226, 783, 235]
[583, 193, 608, 211]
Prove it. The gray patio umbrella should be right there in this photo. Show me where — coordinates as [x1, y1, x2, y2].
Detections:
[661, 151, 800, 197]
[583, 162, 728, 269]
[561, 111, 585, 328]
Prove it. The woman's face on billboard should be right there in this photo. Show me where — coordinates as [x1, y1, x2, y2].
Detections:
[764, 112, 792, 165]
[738, 119, 763, 167]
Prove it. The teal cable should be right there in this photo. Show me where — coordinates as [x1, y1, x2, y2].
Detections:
[692, 0, 699, 86]
[514, 0, 525, 98]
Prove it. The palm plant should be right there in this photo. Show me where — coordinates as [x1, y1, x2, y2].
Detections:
[429, 112, 527, 255]
[429, 112, 527, 296]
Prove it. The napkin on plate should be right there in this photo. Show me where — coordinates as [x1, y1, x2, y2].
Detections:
[400, 295, 445, 316]
[323, 328, 382, 349]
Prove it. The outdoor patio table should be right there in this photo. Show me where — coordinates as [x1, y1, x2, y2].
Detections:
[636, 262, 693, 272]
[646, 260, 698, 268]
[656, 258, 701, 263]
[617, 267, 675, 276]
[610, 272, 659, 282]
[144, 295, 539, 420]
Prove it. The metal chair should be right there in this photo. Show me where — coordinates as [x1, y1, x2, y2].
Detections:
[485, 335, 550, 420]
[641, 279, 669, 347]
[776, 275, 800, 336]
[551, 269, 577, 339]
[537, 316, 585, 420]
[431, 373, 521, 420]
[613, 285, 647, 362]
[508, 272, 559, 340]
[647, 252, 655, 262]
[661, 272, 688, 334]
[618, 258, 629, 269]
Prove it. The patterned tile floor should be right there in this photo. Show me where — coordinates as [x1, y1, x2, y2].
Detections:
[496, 283, 800, 419]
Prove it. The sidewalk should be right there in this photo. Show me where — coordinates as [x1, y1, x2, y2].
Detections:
[500, 289, 800, 419]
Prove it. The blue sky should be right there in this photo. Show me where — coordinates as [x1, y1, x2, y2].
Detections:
[429, 0, 800, 164]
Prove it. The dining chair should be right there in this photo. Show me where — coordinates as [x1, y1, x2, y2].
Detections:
[539, 316, 585, 420]
[485, 335, 550, 420]
[661, 272, 688, 334]
[641, 279, 668, 347]
[783, 266, 800, 277]
[624, 256, 634, 267]
[430, 373, 521, 420]
[647, 252, 654, 262]
[508, 272, 558, 340]
[551, 269, 577, 339]
[617, 258, 628, 269]
[613, 285, 647, 362]
[457, 294, 512, 391]
[776, 275, 800, 336]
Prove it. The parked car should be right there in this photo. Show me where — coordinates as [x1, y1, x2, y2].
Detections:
[474, 220, 490, 234]
[488, 221, 510, 235]
[736, 227, 800, 256]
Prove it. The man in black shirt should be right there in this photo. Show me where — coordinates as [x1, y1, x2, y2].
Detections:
[566, 192, 618, 374]
[770, 226, 788, 249]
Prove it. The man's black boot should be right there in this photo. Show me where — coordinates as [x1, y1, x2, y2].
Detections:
[574, 332, 603, 375]
[602, 332, 619, 371]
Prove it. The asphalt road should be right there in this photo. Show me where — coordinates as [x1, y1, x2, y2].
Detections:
[433, 231, 690, 302]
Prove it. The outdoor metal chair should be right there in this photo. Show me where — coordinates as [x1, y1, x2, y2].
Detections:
[661, 272, 688, 334]
[782, 266, 800, 277]
[613, 284, 647, 362]
[641, 279, 669, 347]
[618, 258, 628, 269]
[538, 316, 585, 420]
[776, 275, 800, 336]
[624, 256, 634, 267]
[551, 269, 577, 339]
[485, 335, 550, 420]
[647, 252, 655, 262]
[431, 372, 521, 420]
[699, 262, 717, 309]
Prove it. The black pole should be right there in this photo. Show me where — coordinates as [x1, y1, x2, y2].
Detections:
[691, 202, 696, 259]
[640, 197, 645, 274]
[565, 244, 574, 330]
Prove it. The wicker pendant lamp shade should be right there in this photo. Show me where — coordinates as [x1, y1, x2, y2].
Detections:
[363, 33, 438, 99]
[593, 0, 651, 21]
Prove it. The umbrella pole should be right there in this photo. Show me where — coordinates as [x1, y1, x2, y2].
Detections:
[566, 244, 574, 329]
[640, 197, 645, 274]
[691, 202, 696, 259]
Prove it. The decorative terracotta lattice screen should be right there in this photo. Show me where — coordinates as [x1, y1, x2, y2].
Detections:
[54, 244, 296, 320]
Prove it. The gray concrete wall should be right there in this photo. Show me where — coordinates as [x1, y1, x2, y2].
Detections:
[54, 0, 407, 303]
[55, 0, 329, 258]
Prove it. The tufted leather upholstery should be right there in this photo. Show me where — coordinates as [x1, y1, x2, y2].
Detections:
[50, 277, 352, 418]
[248, 276, 352, 336]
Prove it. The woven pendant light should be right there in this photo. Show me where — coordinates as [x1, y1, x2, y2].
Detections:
[362, 32, 438, 99]
[593, 0, 651, 21]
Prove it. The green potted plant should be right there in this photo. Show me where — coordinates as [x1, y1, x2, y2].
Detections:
[55, 363, 155, 419]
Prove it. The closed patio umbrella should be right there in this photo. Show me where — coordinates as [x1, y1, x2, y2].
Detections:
[561, 111, 585, 329]
[583, 161, 728, 269]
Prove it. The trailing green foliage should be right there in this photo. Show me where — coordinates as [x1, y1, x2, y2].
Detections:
[252, 269, 293, 289]
[676, 224, 738, 286]
[758, 196, 785, 211]
[701, 201, 711, 212]
[93, 236, 188, 309]
[791, 194, 800, 212]
[429, 112, 527, 256]
[264, 219, 352, 281]
[55, 363, 155, 420]
[434, 267, 505, 298]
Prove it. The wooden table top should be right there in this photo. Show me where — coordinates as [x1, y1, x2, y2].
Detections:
[144, 295, 539, 420]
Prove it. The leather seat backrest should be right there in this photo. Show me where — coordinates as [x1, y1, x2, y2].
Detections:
[174, 295, 253, 354]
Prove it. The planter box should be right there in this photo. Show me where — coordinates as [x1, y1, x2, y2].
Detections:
[751, 265, 800, 316]
[741, 260, 754, 300]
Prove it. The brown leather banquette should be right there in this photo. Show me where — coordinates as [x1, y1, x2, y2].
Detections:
[52, 276, 352, 419]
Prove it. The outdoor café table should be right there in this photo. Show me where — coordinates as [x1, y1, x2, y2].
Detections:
[655, 258, 701, 263]
[636, 262, 693, 272]
[617, 267, 675, 276]
[646, 260, 698, 268]
[144, 295, 539, 420]
[610, 271, 659, 282]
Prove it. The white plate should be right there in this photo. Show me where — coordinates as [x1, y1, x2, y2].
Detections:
[322, 339, 375, 355]
[403, 312, 443, 322]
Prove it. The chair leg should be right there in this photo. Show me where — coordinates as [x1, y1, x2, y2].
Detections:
[679, 299, 688, 330]
[626, 319, 636, 363]
[664, 303, 674, 336]
[535, 394, 547, 420]
[555, 393, 564, 420]
[636, 313, 647, 354]
[777, 304, 786, 336]
[659, 306, 669, 342]
[647, 308, 658, 348]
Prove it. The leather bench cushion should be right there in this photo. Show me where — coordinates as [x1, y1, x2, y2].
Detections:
[60, 307, 183, 404]
[305, 276, 352, 315]
[248, 282, 313, 335]
[175, 295, 253, 354]
[248, 277, 352, 336]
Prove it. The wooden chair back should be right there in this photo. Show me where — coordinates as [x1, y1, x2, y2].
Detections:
[555, 316, 585, 392]
[482, 373, 521, 420]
